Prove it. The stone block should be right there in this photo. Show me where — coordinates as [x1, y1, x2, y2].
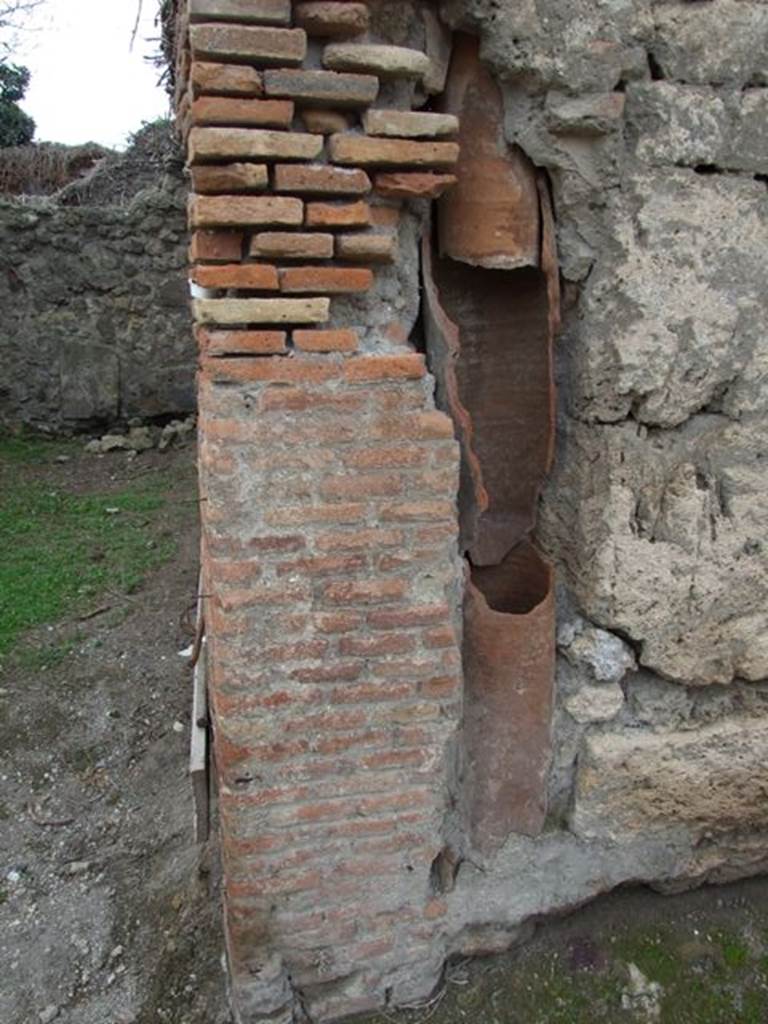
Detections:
[323, 43, 431, 79]
[193, 297, 330, 324]
[189, 127, 323, 163]
[571, 718, 768, 842]
[188, 0, 291, 25]
[190, 97, 294, 128]
[329, 134, 459, 169]
[190, 163, 269, 194]
[274, 164, 371, 195]
[363, 110, 458, 139]
[190, 23, 306, 66]
[191, 62, 263, 97]
[250, 232, 333, 259]
[294, 2, 369, 37]
[263, 69, 379, 107]
[189, 195, 303, 228]
[60, 340, 119, 422]
[278, 267, 373, 294]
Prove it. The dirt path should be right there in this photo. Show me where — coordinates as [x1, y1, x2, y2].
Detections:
[0, 443, 229, 1024]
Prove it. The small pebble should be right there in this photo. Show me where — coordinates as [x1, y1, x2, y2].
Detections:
[172, 721, 184, 734]
[39, 1006, 59, 1024]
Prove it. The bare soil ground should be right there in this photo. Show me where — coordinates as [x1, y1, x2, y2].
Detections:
[0, 441, 229, 1024]
[3, 438, 768, 1024]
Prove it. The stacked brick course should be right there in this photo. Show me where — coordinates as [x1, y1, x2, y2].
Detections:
[174, 1, 465, 1020]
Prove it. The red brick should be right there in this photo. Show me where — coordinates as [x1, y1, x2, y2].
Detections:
[329, 133, 459, 169]
[259, 386, 364, 413]
[260, 385, 364, 413]
[190, 195, 303, 229]
[379, 500, 454, 523]
[201, 358, 340, 384]
[293, 329, 358, 353]
[320, 473, 402, 500]
[263, 68, 379, 107]
[191, 96, 294, 127]
[190, 228, 244, 263]
[294, 2, 369, 36]
[342, 445, 425, 469]
[315, 527, 403, 552]
[192, 263, 279, 290]
[370, 410, 456, 440]
[197, 327, 287, 355]
[265, 503, 364, 526]
[339, 634, 415, 657]
[344, 354, 425, 382]
[191, 61, 263, 98]
[214, 583, 309, 609]
[313, 612, 364, 634]
[189, 126, 322, 163]
[423, 625, 457, 649]
[188, 0, 291, 26]
[189, 23, 306, 66]
[321, 579, 408, 605]
[207, 558, 262, 583]
[375, 172, 457, 199]
[367, 605, 450, 629]
[274, 163, 371, 195]
[250, 231, 333, 259]
[419, 674, 461, 698]
[291, 662, 364, 683]
[305, 201, 371, 228]
[276, 554, 366, 576]
[279, 266, 373, 294]
[191, 163, 269, 194]
[369, 204, 401, 227]
[260, 639, 330, 662]
[335, 232, 396, 263]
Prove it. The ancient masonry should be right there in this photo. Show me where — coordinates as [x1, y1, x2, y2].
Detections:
[167, 1, 768, 1022]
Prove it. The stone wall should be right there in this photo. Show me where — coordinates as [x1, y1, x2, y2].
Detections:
[0, 130, 194, 431]
[164, 2, 768, 1022]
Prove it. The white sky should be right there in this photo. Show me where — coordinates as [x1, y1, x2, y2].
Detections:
[15, 0, 170, 150]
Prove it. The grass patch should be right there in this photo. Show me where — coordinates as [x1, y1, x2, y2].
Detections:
[0, 433, 78, 464]
[0, 438, 176, 660]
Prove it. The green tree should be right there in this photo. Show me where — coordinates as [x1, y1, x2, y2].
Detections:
[0, 60, 34, 146]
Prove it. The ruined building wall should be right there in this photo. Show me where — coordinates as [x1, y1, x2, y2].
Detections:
[0, 128, 193, 432]
[167, 1, 768, 1021]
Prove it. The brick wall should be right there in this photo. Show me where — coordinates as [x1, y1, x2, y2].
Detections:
[176, 2, 466, 1019]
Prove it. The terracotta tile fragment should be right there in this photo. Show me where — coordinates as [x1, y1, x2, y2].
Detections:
[294, 2, 369, 37]
[329, 134, 459, 169]
[250, 232, 334, 259]
[305, 200, 371, 228]
[375, 172, 457, 200]
[274, 164, 371, 195]
[438, 35, 540, 269]
[191, 62, 263, 98]
[279, 267, 373, 294]
[190, 97, 294, 128]
[293, 329, 359, 353]
[263, 68, 378, 107]
[344, 354, 425, 382]
[192, 263, 279, 290]
[368, 204, 400, 227]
